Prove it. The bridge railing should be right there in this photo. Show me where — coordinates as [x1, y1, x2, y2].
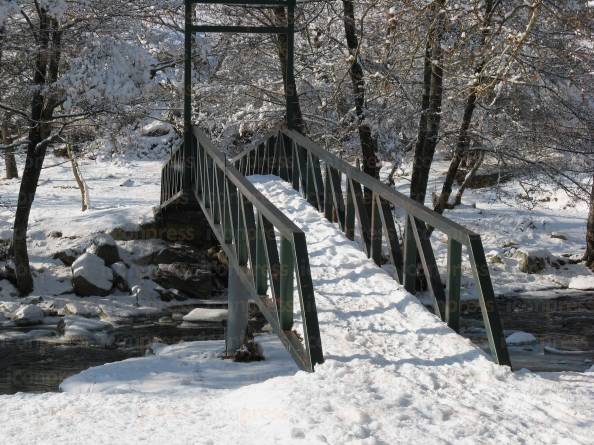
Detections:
[185, 127, 324, 371]
[160, 143, 185, 206]
[232, 129, 511, 366]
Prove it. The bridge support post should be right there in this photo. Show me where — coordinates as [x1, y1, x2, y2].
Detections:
[226, 267, 249, 356]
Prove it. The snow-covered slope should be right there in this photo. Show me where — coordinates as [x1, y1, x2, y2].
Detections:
[2, 176, 592, 445]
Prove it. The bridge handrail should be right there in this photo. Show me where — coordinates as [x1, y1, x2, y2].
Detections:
[232, 129, 511, 367]
[162, 126, 325, 371]
[192, 128, 304, 239]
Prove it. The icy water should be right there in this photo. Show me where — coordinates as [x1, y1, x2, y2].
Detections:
[1, 294, 593, 394]
[0, 318, 228, 394]
[459, 293, 594, 372]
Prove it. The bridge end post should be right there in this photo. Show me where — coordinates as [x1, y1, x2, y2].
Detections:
[226, 267, 250, 356]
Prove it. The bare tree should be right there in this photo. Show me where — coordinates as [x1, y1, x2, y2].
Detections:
[410, 0, 446, 204]
[13, 10, 63, 294]
[341, 0, 379, 179]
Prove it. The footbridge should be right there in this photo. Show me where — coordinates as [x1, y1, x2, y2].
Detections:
[157, 0, 511, 372]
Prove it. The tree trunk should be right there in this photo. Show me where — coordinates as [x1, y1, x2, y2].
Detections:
[67, 143, 90, 211]
[274, 7, 305, 134]
[13, 11, 62, 295]
[2, 120, 18, 179]
[434, 0, 493, 214]
[410, 2, 446, 204]
[585, 176, 594, 268]
[342, 0, 379, 179]
[453, 151, 484, 205]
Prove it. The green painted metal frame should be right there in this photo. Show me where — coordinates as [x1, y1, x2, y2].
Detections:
[232, 129, 512, 367]
[175, 127, 324, 371]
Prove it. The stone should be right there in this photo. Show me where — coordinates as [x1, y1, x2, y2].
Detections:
[153, 262, 211, 299]
[183, 308, 228, 322]
[155, 287, 188, 302]
[516, 249, 550, 274]
[53, 248, 80, 266]
[87, 234, 120, 266]
[48, 230, 63, 238]
[63, 302, 102, 318]
[486, 250, 504, 265]
[71, 253, 114, 297]
[136, 243, 206, 266]
[11, 304, 45, 326]
[110, 261, 130, 291]
[550, 232, 568, 241]
[506, 331, 538, 346]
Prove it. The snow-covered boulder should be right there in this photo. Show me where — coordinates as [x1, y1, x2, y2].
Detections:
[506, 331, 538, 346]
[72, 253, 114, 297]
[515, 249, 550, 274]
[183, 308, 228, 323]
[110, 261, 130, 291]
[568, 275, 594, 291]
[52, 248, 80, 266]
[11, 304, 45, 326]
[63, 302, 102, 318]
[87, 234, 120, 266]
[153, 263, 211, 299]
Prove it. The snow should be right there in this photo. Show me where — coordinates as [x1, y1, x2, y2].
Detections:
[183, 307, 228, 322]
[11, 304, 44, 325]
[60, 336, 296, 394]
[568, 274, 594, 290]
[506, 331, 538, 345]
[1, 175, 592, 444]
[71, 252, 114, 293]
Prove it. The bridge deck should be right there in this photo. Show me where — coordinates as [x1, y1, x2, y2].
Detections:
[249, 175, 487, 369]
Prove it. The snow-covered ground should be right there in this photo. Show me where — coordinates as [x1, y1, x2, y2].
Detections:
[382, 157, 594, 297]
[1, 176, 592, 444]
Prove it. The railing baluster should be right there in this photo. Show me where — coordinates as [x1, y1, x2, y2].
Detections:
[446, 238, 462, 332]
[255, 214, 268, 295]
[279, 236, 294, 330]
[403, 215, 417, 294]
[408, 215, 446, 320]
[323, 165, 333, 221]
[349, 178, 372, 255]
[467, 234, 511, 366]
[370, 192, 383, 266]
[376, 196, 404, 283]
[345, 179, 355, 240]
[260, 215, 281, 314]
[292, 232, 324, 370]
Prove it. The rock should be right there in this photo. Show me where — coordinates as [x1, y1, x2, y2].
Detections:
[506, 331, 538, 345]
[153, 262, 211, 299]
[0, 262, 17, 286]
[87, 234, 120, 266]
[516, 249, 550, 274]
[110, 262, 130, 291]
[71, 253, 114, 297]
[120, 179, 135, 187]
[155, 287, 188, 302]
[48, 230, 63, 238]
[136, 243, 206, 266]
[568, 275, 594, 291]
[486, 250, 504, 265]
[53, 248, 80, 266]
[550, 232, 568, 241]
[183, 308, 228, 322]
[11, 304, 45, 326]
[63, 302, 102, 318]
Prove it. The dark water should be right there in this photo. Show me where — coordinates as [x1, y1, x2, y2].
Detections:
[1, 293, 593, 394]
[0, 319, 227, 394]
[458, 293, 594, 372]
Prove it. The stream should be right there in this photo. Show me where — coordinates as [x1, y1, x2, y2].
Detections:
[1, 293, 593, 394]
